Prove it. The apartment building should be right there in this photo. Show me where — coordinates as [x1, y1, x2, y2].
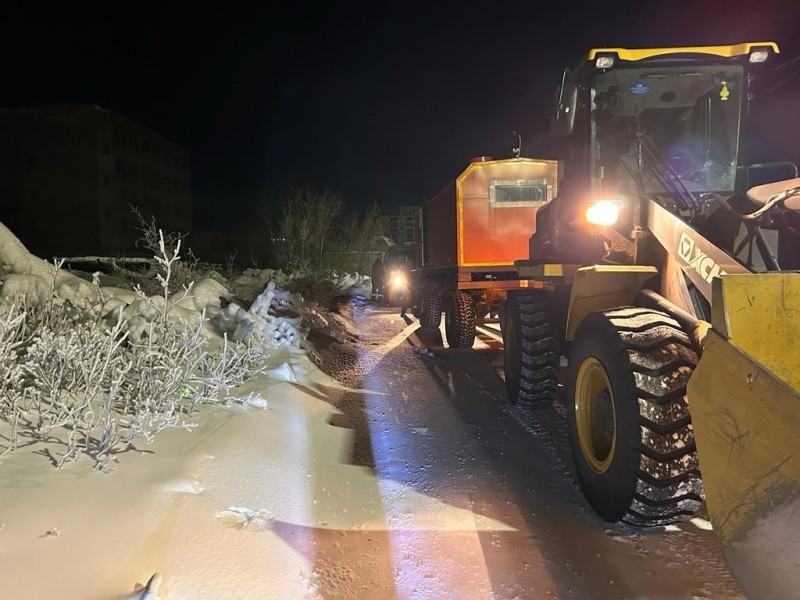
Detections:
[0, 105, 191, 258]
[378, 205, 420, 246]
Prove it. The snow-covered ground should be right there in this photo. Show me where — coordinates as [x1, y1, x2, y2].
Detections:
[0, 347, 356, 599]
[0, 222, 376, 599]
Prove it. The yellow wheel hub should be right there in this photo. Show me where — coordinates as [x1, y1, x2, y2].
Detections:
[575, 357, 617, 474]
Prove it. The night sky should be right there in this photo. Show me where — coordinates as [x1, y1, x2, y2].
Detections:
[4, 0, 800, 231]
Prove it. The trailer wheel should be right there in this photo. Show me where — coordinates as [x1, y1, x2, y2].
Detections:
[566, 307, 704, 526]
[503, 290, 560, 407]
[420, 290, 442, 330]
[444, 290, 476, 348]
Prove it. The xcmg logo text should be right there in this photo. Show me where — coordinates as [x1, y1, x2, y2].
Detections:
[678, 232, 728, 283]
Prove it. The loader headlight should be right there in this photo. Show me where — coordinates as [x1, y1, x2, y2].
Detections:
[748, 50, 770, 63]
[595, 55, 615, 69]
[748, 44, 778, 63]
[585, 200, 620, 226]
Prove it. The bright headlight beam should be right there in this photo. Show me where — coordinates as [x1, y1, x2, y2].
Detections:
[585, 201, 620, 226]
[390, 272, 407, 287]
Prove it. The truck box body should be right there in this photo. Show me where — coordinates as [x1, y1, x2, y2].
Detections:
[422, 157, 560, 270]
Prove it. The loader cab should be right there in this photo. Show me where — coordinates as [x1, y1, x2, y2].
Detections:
[558, 44, 781, 203]
[590, 62, 742, 199]
[531, 42, 781, 264]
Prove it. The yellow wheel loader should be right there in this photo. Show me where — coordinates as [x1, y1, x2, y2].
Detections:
[501, 42, 800, 600]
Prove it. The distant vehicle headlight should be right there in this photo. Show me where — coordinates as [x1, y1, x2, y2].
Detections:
[585, 200, 621, 226]
[389, 271, 408, 287]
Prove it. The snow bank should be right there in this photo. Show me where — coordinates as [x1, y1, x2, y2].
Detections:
[0, 222, 348, 357]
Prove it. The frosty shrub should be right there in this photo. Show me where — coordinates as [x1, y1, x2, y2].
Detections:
[0, 231, 266, 472]
[129, 205, 222, 296]
[0, 300, 27, 457]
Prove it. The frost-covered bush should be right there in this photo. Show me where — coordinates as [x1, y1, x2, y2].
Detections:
[123, 205, 222, 297]
[0, 216, 363, 472]
[0, 232, 267, 471]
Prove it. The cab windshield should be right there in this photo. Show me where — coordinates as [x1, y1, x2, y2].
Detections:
[591, 64, 743, 199]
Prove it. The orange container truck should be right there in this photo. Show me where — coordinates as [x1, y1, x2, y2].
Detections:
[413, 155, 561, 347]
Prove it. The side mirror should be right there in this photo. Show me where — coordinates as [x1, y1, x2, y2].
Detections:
[551, 83, 577, 136]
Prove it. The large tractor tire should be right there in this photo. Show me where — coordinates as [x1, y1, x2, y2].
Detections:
[444, 290, 476, 348]
[420, 290, 442, 330]
[566, 307, 704, 526]
[503, 289, 560, 407]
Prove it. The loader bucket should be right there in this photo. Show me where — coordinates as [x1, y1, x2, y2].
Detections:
[687, 273, 800, 600]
